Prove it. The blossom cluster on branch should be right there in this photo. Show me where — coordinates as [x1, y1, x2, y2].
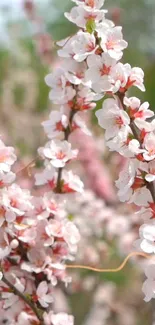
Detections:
[1, 0, 155, 324]
[54, 0, 155, 302]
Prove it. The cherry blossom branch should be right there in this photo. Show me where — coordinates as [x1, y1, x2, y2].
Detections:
[117, 91, 155, 203]
[0, 266, 45, 324]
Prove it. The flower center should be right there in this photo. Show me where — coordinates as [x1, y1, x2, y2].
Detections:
[86, 0, 95, 8]
[56, 151, 66, 160]
[86, 41, 95, 52]
[115, 116, 123, 126]
[106, 40, 116, 50]
[56, 121, 63, 131]
[0, 154, 7, 163]
[149, 149, 155, 156]
[100, 64, 111, 76]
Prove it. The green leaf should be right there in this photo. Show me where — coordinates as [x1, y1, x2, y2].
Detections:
[86, 19, 96, 34]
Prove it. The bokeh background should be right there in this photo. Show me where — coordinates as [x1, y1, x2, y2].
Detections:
[0, 1, 155, 324]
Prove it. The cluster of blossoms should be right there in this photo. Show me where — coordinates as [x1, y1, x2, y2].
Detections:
[0, 44, 86, 322]
[1, 0, 155, 324]
[0, 134, 81, 324]
[53, 0, 155, 302]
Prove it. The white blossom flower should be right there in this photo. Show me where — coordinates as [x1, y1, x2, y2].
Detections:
[45, 68, 76, 105]
[42, 110, 68, 140]
[138, 223, 155, 254]
[35, 166, 56, 187]
[62, 170, 84, 193]
[116, 160, 152, 206]
[96, 98, 130, 140]
[65, 6, 106, 28]
[85, 53, 117, 92]
[38, 140, 78, 168]
[44, 312, 74, 325]
[99, 26, 128, 60]
[139, 161, 155, 182]
[72, 31, 97, 62]
[62, 59, 87, 85]
[124, 97, 154, 121]
[109, 63, 145, 93]
[143, 132, 155, 161]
